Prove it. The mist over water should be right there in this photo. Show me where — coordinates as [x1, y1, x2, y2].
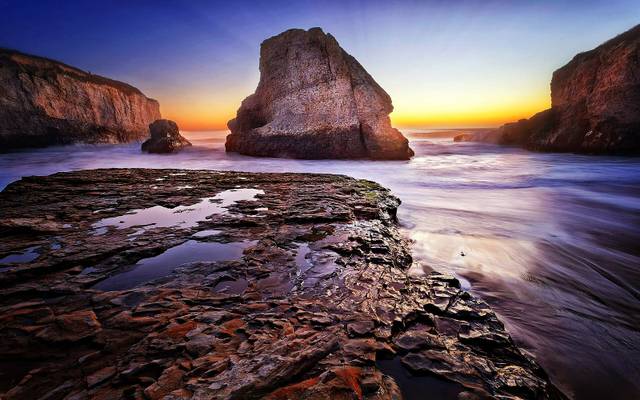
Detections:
[1, 130, 639, 399]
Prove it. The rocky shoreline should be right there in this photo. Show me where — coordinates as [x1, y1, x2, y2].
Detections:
[0, 169, 564, 399]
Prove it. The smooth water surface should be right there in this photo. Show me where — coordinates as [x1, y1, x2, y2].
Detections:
[92, 188, 263, 233]
[0, 246, 40, 265]
[93, 239, 256, 291]
[1, 130, 639, 399]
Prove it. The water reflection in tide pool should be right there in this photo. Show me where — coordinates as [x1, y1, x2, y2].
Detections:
[1, 131, 640, 399]
[0, 246, 40, 265]
[376, 356, 463, 399]
[92, 188, 263, 234]
[93, 239, 256, 291]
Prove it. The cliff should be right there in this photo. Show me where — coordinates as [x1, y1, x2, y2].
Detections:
[226, 28, 414, 160]
[0, 48, 161, 150]
[463, 24, 640, 154]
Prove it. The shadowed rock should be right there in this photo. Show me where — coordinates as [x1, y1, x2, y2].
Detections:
[226, 28, 414, 160]
[460, 24, 640, 154]
[0, 48, 161, 151]
[141, 119, 191, 153]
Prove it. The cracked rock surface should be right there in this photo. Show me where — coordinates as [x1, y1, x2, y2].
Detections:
[0, 169, 563, 399]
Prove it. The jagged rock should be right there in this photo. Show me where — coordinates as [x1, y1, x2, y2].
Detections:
[226, 28, 414, 160]
[461, 24, 640, 154]
[0, 48, 160, 151]
[141, 119, 191, 153]
[0, 169, 564, 399]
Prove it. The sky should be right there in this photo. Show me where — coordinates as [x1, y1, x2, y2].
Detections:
[1, 0, 639, 130]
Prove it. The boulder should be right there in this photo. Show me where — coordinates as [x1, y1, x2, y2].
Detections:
[226, 28, 413, 160]
[0, 48, 161, 151]
[141, 119, 191, 153]
[461, 24, 640, 154]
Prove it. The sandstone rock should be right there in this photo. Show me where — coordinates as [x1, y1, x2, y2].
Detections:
[461, 24, 640, 154]
[143, 365, 185, 400]
[226, 28, 414, 160]
[141, 119, 191, 153]
[0, 48, 160, 150]
[35, 310, 101, 342]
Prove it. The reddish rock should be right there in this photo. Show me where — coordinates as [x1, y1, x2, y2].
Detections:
[36, 310, 101, 342]
[143, 365, 185, 400]
[0, 169, 565, 400]
[0, 48, 160, 150]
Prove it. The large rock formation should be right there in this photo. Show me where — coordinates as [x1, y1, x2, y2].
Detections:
[461, 24, 640, 154]
[0, 169, 564, 399]
[141, 119, 191, 153]
[226, 28, 414, 160]
[0, 48, 161, 150]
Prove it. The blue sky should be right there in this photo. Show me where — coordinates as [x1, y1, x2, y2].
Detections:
[1, 0, 639, 129]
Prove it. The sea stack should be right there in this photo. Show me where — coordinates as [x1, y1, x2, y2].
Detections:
[462, 24, 640, 154]
[141, 119, 191, 153]
[226, 28, 414, 160]
[0, 48, 161, 150]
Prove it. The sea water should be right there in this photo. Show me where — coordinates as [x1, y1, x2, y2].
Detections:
[1, 130, 639, 399]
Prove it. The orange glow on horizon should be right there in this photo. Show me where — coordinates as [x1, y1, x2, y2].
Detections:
[161, 89, 551, 132]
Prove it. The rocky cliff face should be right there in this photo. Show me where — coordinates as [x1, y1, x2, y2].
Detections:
[465, 24, 640, 154]
[0, 49, 161, 150]
[226, 28, 414, 160]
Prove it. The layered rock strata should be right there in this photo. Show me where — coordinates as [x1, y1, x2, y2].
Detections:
[460, 24, 640, 154]
[0, 48, 160, 150]
[141, 119, 192, 153]
[226, 28, 414, 160]
[0, 169, 563, 399]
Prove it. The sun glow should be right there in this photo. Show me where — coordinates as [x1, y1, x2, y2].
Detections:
[162, 89, 550, 131]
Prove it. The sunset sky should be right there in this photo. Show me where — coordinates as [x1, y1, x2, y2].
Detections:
[1, 0, 639, 130]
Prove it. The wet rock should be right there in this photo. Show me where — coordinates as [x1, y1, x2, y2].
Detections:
[347, 320, 376, 337]
[35, 310, 101, 342]
[0, 48, 160, 151]
[141, 119, 192, 154]
[226, 28, 414, 160]
[0, 169, 564, 399]
[393, 330, 445, 352]
[86, 366, 116, 388]
[144, 365, 186, 400]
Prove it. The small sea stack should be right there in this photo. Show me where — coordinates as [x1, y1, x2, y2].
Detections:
[226, 28, 414, 160]
[141, 119, 191, 154]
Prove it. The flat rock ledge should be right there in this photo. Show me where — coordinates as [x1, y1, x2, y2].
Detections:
[0, 169, 564, 399]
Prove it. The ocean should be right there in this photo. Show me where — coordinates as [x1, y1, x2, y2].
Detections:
[1, 130, 639, 399]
